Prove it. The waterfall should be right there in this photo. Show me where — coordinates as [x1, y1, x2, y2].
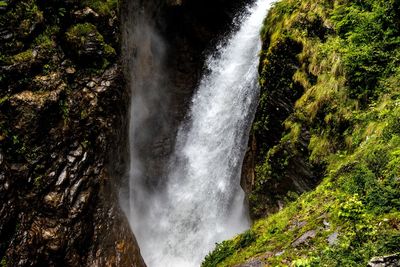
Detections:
[128, 0, 272, 266]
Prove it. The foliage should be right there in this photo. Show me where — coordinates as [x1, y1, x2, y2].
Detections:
[81, 0, 118, 16]
[202, 230, 256, 267]
[65, 22, 116, 64]
[12, 49, 34, 63]
[66, 23, 100, 43]
[204, 0, 400, 265]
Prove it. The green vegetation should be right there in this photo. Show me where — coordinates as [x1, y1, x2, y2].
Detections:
[65, 22, 116, 65]
[12, 49, 34, 63]
[34, 175, 43, 187]
[8, 0, 43, 37]
[68, 22, 98, 36]
[82, 0, 118, 16]
[59, 99, 69, 122]
[66, 23, 102, 45]
[203, 0, 400, 266]
[33, 26, 59, 50]
[104, 43, 116, 57]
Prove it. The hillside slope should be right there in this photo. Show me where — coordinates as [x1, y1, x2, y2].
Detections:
[204, 0, 400, 266]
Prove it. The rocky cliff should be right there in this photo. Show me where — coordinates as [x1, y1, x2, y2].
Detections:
[0, 0, 253, 266]
[0, 0, 146, 266]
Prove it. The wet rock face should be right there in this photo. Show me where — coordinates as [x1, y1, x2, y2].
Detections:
[121, 0, 254, 191]
[0, 0, 144, 266]
[242, 37, 324, 219]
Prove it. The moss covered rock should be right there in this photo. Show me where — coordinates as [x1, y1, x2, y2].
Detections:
[65, 22, 115, 63]
[0, 0, 144, 266]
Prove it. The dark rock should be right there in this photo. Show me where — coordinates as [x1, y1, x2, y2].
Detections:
[288, 220, 307, 231]
[292, 230, 316, 247]
[368, 254, 400, 267]
[73, 7, 99, 20]
[65, 23, 109, 63]
[327, 232, 339, 246]
[0, 0, 145, 266]
[243, 36, 324, 219]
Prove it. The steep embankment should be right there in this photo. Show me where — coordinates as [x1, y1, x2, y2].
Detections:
[204, 0, 400, 266]
[0, 0, 145, 266]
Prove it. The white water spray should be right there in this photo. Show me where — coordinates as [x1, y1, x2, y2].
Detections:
[129, 1, 273, 266]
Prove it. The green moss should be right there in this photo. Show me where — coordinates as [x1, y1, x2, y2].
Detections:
[66, 23, 100, 43]
[34, 175, 43, 187]
[104, 44, 116, 57]
[81, 0, 118, 16]
[65, 22, 115, 64]
[33, 26, 59, 49]
[0, 95, 9, 105]
[16, 1, 43, 37]
[59, 99, 69, 122]
[12, 49, 34, 63]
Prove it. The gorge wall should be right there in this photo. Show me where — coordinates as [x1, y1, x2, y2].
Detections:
[0, 0, 254, 266]
[0, 0, 145, 266]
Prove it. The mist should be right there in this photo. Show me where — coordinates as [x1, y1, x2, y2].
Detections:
[120, 0, 271, 266]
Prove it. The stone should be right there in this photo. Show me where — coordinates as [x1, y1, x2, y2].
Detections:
[327, 232, 338, 246]
[289, 220, 307, 230]
[69, 179, 84, 204]
[275, 250, 285, 256]
[65, 23, 106, 62]
[292, 230, 316, 247]
[73, 7, 99, 19]
[70, 190, 91, 216]
[10, 88, 63, 109]
[44, 192, 63, 208]
[368, 254, 400, 267]
[67, 155, 76, 163]
[72, 146, 84, 157]
[66, 67, 76, 74]
[87, 81, 96, 88]
[56, 167, 68, 186]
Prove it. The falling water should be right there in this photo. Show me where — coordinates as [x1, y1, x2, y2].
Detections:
[128, 0, 272, 266]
